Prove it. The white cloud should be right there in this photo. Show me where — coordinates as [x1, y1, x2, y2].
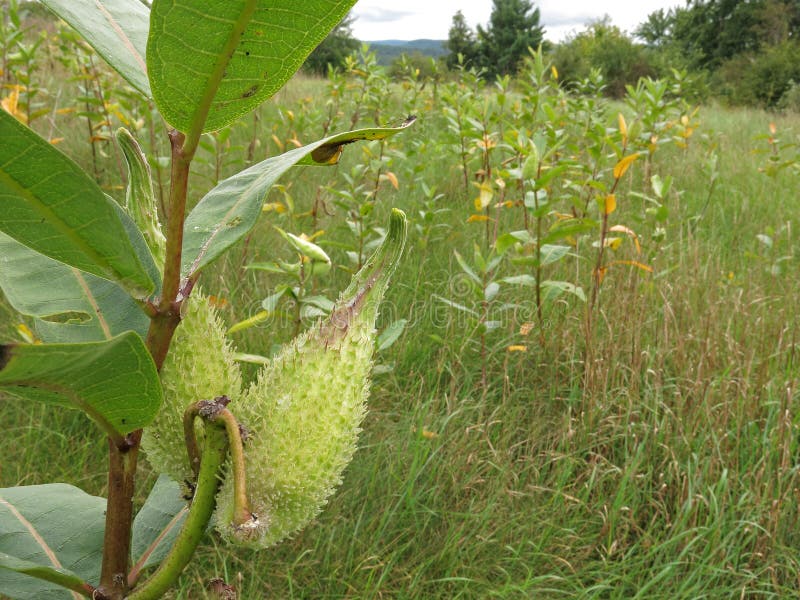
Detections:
[349, 0, 685, 42]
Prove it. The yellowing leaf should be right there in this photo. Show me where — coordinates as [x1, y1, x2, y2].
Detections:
[16, 324, 38, 344]
[551, 65, 558, 79]
[477, 133, 496, 150]
[609, 260, 654, 273]
[208, 295, 228, 309]
[618, 113, 628, 144]
[604, 194, 616, 215]
[467, 214, 490, 223]
[519, 322, 535, 336]
[507, 345, 527, 352]
[421, 429, 439, 439]
[262, 202, 286, 213]
[1, 86, 26, 124]
[49, 137, 64, 145]
[474, 181, 493, 210]
[227, 310, 270, 334]
[613, 153, 639, 179]
[381, 171, 399, 190]
[609, 224, 642, 253]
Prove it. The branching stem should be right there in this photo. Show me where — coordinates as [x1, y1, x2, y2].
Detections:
[126, 413, 230, 600]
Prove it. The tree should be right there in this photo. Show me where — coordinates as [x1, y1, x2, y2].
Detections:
[477, 0, 545, 77]
[634, 8, 673, 47]
[551, 18, 654, 97]
[445, 10, 479, 69]
[304, 12, 359, 75]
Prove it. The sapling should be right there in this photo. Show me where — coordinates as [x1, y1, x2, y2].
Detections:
[0, 1, 413, 599]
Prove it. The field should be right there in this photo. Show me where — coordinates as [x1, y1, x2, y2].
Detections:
[2, 29, 800, 599]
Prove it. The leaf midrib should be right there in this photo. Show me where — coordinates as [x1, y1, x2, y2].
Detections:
[0, 167, 144, 295]
[0, 496, 83, 600]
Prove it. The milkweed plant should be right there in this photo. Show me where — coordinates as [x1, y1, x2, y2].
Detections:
[0, 1, 412, 598]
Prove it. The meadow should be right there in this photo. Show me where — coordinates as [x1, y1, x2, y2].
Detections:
[2, 22, 800, 598]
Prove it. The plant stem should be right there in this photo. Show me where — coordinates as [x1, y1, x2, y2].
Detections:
[96, 435, 140, 600]
[126, 417, 229, 600]
[214, 408, 253, 527]
[145, 130, 192, 369]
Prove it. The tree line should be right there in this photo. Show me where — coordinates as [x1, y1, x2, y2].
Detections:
[307, 0, 799, 108]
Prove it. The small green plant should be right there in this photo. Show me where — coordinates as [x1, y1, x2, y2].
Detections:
[0, 2, 413, 599]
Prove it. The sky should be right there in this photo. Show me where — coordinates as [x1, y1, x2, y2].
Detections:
[350, 0, 686, 43]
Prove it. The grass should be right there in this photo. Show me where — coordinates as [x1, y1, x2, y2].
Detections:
[1, 50, 800, 599]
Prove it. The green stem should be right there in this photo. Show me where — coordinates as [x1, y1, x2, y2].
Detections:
[126, 418, 229, 600]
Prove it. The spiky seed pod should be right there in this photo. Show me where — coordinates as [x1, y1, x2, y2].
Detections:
[215, 209, 408, 548]
[142, 293, 242, 486]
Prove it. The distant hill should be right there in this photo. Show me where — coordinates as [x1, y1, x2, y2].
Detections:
[362, 39, 447, 65]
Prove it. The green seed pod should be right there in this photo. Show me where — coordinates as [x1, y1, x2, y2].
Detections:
[142, 293, 242, 486]
[215, 208, 408, 548]
[116, 127, 167, 268]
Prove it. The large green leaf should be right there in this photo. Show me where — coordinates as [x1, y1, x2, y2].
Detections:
[0, 484, 105, 600]
[40, 0, 151, 97]
[0, 233, 149, 344]
[0, 554, 90, 600]
[131, 476, 188, 574]
[147, 0, 358, 133]
[0, 332, 162, 439]
[182, 121, 416, 278]
[0, 110, 155, 299]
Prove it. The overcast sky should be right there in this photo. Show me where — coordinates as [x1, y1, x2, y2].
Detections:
[350, 0, 685, 42]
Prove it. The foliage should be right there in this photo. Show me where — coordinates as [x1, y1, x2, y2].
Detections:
[445, 10, 479, 70]
[0, 1, 413, 599]
[637, 0, 800, 106]
[442, 0, 544, 77]
[303, 12, 359, 76]
[714, 40, 800, 107]
[477, 0, 545, 77]
[3, 4, 800, 598]
[550, 18, 654, 98]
